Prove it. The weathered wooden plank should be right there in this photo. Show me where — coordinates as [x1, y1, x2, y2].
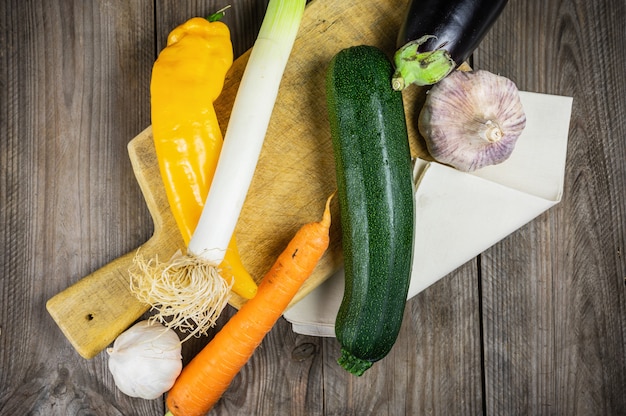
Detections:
[0, 0, 158, 414]
[402, 264, 484, 415]
[476, 0, 626, 414]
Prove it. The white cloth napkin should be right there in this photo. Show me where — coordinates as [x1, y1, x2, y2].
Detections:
[284, 91, 573, 337]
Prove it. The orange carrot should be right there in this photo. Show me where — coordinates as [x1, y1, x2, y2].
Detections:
[165, 195, 333, 416]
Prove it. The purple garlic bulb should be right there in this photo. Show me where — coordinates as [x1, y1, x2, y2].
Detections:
[418, 69, 527, 172]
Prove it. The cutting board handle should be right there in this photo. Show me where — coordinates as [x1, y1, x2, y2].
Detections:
[46, 248, 150, 359]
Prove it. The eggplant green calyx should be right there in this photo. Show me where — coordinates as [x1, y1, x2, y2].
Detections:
[392, 35, 456, 90]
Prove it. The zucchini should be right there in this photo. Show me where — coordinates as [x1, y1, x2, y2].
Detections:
[325, 45, 414, 376]
[392, 0, 509, 89]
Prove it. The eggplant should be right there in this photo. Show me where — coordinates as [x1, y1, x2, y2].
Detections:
[392, 0, 509, 90]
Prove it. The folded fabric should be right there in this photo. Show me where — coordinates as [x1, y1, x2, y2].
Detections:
[284, 91, 573, 337]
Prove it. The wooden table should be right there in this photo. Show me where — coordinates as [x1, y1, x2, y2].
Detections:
[2, 1, 625, 415]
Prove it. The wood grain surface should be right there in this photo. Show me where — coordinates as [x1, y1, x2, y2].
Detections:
[1, 0, 625, 415]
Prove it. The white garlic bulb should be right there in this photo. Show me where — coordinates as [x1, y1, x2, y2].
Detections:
[418, 69, 527, 172]
[107, 320, 182, 400]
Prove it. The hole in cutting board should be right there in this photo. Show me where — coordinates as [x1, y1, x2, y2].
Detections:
[86, 313, 94, 321]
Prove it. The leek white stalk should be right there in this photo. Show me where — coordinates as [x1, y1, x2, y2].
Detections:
[130, 0, 306, 339]
[188, 0, 306, 263]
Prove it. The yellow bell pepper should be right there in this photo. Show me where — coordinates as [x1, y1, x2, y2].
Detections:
[150, 15, 257, 299]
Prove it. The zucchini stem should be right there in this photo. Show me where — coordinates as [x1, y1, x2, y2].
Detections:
[337, 348, 374, 377]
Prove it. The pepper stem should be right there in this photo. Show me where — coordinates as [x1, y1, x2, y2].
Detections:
[392, 36, 456, 90]
[207, 5, 232, 22]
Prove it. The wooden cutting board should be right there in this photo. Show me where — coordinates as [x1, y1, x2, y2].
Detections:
[46, 0, 428, 359]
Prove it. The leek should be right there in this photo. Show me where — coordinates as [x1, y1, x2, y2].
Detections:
[188, 0, 306, 263]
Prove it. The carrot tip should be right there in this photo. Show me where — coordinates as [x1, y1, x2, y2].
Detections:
[321, 192, 334, 226]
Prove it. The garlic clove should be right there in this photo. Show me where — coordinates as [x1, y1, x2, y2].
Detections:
[107, 320, 182, 400]
[418, 69, 527, 172]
